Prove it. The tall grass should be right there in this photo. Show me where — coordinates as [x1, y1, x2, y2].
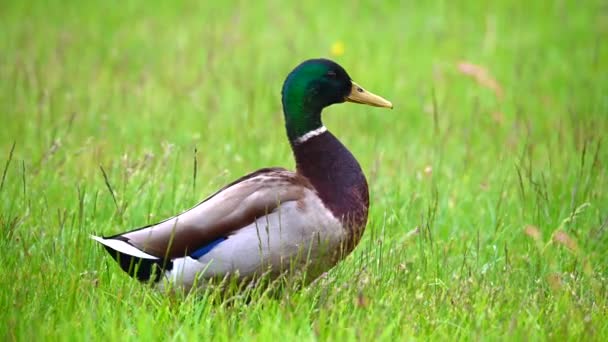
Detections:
[1, 0, 606, 340]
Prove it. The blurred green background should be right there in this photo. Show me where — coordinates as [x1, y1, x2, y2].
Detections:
[1, 0, 606, 340]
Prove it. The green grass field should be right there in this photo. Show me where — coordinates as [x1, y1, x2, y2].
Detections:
[1, 0, 607, 340]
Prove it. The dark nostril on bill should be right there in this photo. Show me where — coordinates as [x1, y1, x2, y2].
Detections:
[357, 87, 363, 93]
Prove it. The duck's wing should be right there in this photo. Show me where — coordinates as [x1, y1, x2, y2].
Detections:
[93, 167, 314, 260]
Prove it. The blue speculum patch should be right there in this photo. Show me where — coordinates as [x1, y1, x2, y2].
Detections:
[189, 237, 226, 259]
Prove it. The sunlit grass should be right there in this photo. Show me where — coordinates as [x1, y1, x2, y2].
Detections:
[1, 0, 607, 340]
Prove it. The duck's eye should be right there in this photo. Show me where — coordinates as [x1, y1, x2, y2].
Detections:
[326, 71, 337, 78]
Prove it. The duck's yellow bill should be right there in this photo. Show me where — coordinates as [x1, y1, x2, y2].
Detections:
[345, 81, 393, 109]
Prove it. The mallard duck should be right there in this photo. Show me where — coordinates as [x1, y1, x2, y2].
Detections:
[92, 58, 392, 291]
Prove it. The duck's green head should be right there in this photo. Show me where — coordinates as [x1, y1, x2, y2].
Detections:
[281, 58, 392, 143]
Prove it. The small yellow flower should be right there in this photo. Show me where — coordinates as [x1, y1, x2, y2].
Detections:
[330, 41, 345, 57]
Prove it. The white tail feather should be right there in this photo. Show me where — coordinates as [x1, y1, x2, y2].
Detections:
[90, 235, 160, 260]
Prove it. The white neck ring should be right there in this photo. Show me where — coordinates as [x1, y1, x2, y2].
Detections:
[293, 126, 327, 145]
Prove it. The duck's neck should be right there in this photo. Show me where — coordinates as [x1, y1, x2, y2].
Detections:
[287, 120, 369, 241]
[281, 86, 324, 142]
[282, 80, 369, 240]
